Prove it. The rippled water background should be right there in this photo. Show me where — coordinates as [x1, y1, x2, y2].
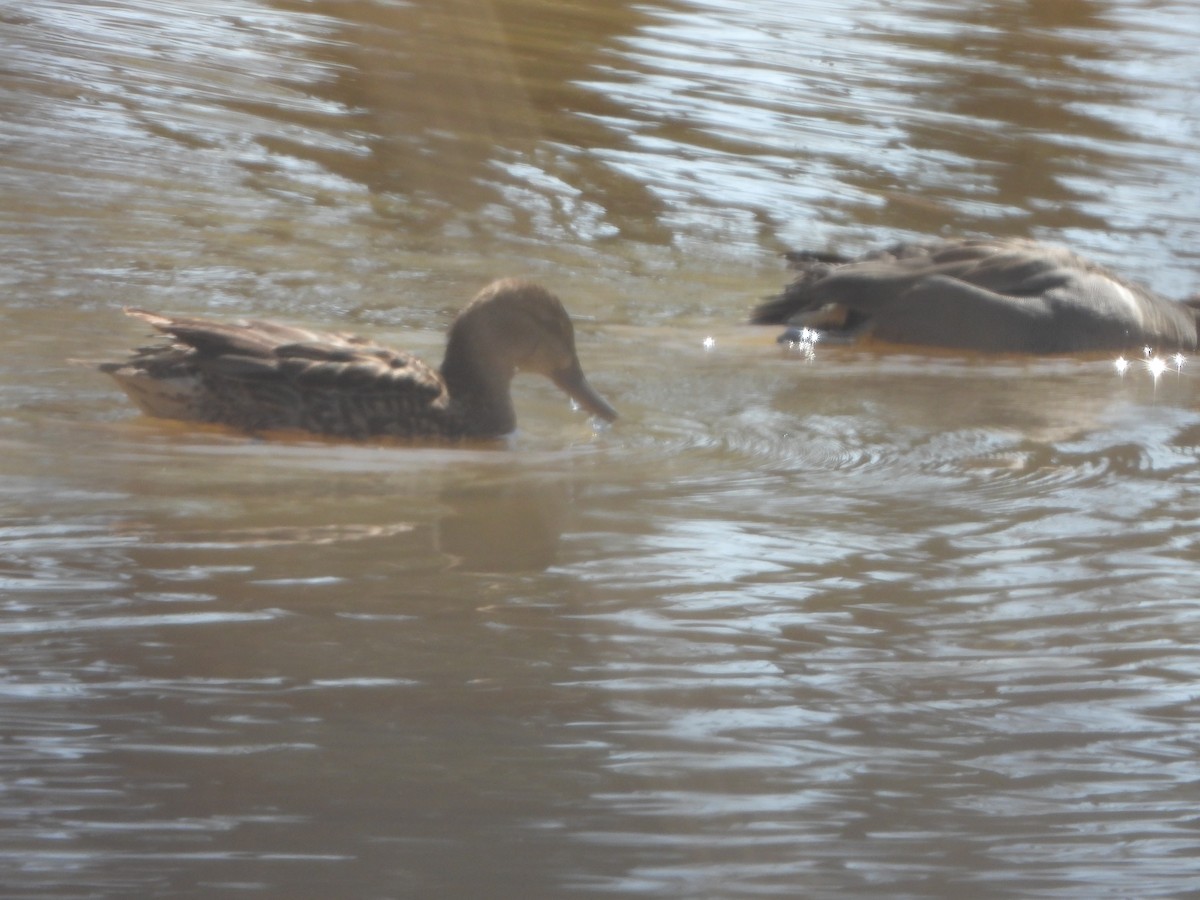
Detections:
[4, 1, 1200, 896]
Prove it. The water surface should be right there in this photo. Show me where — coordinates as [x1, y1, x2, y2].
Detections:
[3, 0, 1200, 896]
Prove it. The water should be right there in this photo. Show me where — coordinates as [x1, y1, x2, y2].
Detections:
[3, 0, 1200, 896]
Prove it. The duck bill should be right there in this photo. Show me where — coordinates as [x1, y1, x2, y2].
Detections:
[552, 362, 618, 423]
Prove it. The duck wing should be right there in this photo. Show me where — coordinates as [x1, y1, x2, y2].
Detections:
[122, 308, 440, 391]
[752, 239, 1072, 325]
[107, 309, 449, 435]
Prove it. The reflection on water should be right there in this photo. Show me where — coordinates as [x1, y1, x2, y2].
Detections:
[3, 0, 1200, 896]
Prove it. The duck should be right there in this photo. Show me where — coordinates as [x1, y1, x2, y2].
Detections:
[99, 278, 618, 439]
[751, 237, 1200, 354]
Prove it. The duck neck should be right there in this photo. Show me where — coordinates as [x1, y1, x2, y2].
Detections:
[440, 334, 517, 436]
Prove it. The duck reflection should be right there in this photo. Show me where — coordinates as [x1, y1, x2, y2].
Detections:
[90, 418, 589, 577]
[840, 0, 1151, 236]
[262, 0, 670, 242]
[437, 475, 568, 572]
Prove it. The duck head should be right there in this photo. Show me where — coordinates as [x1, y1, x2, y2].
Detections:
[441, 279, 618, 430]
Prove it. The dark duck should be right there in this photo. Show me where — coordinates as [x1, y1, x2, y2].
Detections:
[753, 238, 1200, 353]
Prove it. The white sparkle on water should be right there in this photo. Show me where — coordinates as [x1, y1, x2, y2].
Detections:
[783, 327, 821, 361]
[1114, 351, 1186, 381]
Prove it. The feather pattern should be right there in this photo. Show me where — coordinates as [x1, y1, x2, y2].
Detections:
[100, 279, 617, 439]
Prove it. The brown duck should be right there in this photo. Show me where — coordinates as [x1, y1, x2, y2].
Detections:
[752, 237, 1200, 353]
[100, 278, 618, 439]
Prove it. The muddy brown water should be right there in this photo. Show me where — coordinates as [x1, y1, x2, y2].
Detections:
[3, 1, 1200, 896]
